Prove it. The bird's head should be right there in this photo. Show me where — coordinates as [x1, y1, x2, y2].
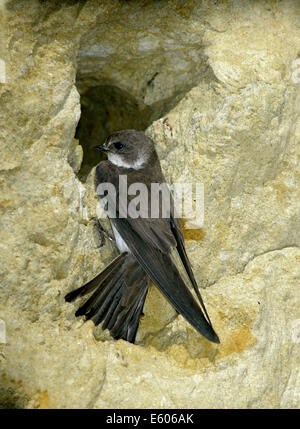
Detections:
[94, 130, 156, 170]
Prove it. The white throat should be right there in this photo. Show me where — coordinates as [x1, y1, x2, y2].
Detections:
[108, 153, 147, 170]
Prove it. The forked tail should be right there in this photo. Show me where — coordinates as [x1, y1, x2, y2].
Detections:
[65, 253, 149, 343]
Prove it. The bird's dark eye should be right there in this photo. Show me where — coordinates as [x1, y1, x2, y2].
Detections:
[113, 142, 124, 150]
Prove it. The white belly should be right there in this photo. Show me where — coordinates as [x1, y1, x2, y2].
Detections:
[111, 223, 130, 253]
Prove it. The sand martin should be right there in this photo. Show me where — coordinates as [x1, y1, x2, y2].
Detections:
[65, 130, 219, 344]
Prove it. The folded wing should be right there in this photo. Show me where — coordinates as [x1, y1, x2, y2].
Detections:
[112, 217, 219, 343]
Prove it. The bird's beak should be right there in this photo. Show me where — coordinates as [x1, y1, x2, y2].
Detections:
[93, 144, 108, 152]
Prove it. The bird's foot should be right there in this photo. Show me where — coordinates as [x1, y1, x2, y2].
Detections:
[91, 217, 115, 247]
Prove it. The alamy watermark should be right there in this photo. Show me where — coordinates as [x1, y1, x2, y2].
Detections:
[96, 175, 204, 229]
[291, 319, 300, 344]
[0, 319, 6, 344]
[0, 58, 5, 84]
[291, 58, 300, 84]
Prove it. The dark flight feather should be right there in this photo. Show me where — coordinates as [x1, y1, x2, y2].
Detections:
[169, 214, 212, 326]
[65, 253, 149, 343]
[112, 217, 219, 344]
[65, 252, 127, 303]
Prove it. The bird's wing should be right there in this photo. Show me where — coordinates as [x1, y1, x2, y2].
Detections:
[112, 216, 219, 343]
[169, 213, 212, 326]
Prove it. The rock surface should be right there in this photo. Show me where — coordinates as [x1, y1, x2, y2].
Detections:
[0, 0, 299, 409]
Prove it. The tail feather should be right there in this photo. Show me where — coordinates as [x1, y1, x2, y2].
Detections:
[111, 279, 148, 343]
[86, 274, 125, 322]
[126, 294, 147, 343]
[65, 253, 127, 303]
[108, 261, 149, 340]
[101, 287, 124, 329]
[65, 253, 149, 343]
[80, 268, 125, 318]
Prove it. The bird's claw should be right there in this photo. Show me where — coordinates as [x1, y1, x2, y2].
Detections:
[91, 217, 115, 247]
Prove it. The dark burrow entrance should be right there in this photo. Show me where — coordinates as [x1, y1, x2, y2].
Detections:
[74, 70, 212, 181]
[75, 84, 156, 181]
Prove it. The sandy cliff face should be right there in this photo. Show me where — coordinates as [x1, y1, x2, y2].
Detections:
[0, 0, 299, 408]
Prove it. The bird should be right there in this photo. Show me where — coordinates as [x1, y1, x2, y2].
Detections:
[65, 130, 219, 345]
